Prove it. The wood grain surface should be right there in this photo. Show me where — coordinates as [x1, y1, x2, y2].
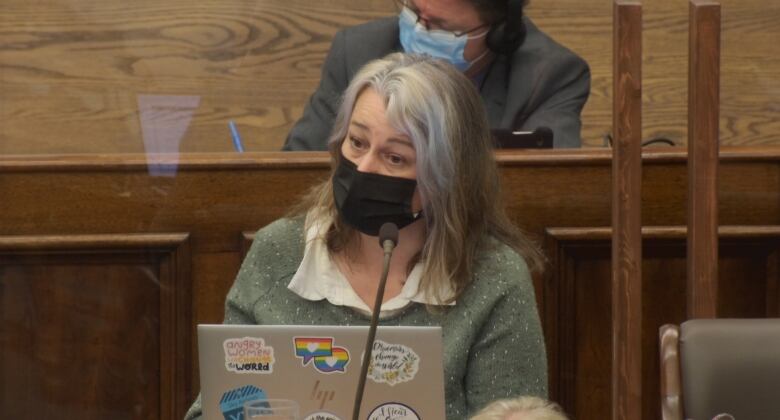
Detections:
[1, 0, 778, 153]
[1, 149, 779, 419]
[529, 0, 780, 148]
[611, 2, 643, 419]
[687, 0, 720, 318]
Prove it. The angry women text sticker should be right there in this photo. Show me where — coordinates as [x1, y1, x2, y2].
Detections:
[223, 337, 275, 374]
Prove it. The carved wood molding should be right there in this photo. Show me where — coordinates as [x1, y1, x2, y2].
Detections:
[0, 233, 190, 251]
[547, 225, 780, 241]
[1, 147, 779, 173]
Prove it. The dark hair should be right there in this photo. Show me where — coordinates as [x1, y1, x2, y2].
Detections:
[469, 0, 529, 24]
[470, 0, 528, 54]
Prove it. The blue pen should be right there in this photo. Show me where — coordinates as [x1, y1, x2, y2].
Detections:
[228, 120, 245, 153]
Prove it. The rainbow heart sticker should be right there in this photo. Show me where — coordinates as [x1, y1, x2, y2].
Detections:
[294, 337, 350, 374]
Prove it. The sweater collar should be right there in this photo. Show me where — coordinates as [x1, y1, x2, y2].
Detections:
[287, 211, 455, 316]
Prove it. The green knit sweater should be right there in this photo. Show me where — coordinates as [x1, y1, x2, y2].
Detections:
[185, 218, 547, 420]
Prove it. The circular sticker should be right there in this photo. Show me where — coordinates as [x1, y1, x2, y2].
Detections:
[304, 412, 341, 420]
[367, 340, 420, 386]
[367, 402, 420, 420]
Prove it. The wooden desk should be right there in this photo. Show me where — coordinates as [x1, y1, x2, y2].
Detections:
[1, 148, 778, 420]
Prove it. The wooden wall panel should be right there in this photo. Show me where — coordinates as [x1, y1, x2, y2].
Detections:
[0, 234, 191, 420]
[544, 226, 780, 420]
[1, 0, 779, 153]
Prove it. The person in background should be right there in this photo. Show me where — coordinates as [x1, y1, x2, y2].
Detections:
[283, 0, 590, 150]
[185, 53, 547, 420]
[471, 396, 570, 420]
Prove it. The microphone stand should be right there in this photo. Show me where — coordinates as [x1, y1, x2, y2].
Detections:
[351, 223, 398, 420]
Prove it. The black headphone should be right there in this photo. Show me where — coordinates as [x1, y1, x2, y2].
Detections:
[485, 0, 527, 55]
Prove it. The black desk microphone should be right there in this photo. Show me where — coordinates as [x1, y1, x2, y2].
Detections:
[351, 222, 399, 420]
[492, 126, 554, 148]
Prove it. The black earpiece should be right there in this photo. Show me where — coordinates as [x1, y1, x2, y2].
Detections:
[485, 0, 527, 55]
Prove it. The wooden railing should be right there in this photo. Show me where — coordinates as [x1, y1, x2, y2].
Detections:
[687, 0, 721, 319]
[611, 2, 644, 419]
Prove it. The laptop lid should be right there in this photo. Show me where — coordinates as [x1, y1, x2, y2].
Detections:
[198, 324, 446, 420]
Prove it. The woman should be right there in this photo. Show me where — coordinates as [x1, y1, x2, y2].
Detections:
[186, 53, 546, 420]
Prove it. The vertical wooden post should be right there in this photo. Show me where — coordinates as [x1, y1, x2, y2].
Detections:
[612, 1, 643, 420]
[687, 0, 720, 318]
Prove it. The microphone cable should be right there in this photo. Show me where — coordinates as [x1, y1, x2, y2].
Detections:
[602, 132, 677, 147]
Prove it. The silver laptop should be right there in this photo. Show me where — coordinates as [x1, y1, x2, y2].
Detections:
[198, 324, 446, 420]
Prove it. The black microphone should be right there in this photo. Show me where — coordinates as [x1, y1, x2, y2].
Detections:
[510, 127, 553, 146]
[534, 126, 554, 145]
[492, 126, 554, 148]
[351, 222, 399, 420]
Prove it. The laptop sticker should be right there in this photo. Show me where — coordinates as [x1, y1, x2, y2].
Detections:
[304, 411, 342, 420]
[223, 337, 275, 374]
[367, 340, 420, 386]
[309, 380, 336, 409]
[219, 384, 267, 420]
[294, 337, 350, 373]
[367, 402, 420, 420]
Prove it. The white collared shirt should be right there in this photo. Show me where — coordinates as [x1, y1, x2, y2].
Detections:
[287, 212, 455, 317]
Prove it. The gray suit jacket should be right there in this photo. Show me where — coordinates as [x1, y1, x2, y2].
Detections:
[283, 17, 590, 150]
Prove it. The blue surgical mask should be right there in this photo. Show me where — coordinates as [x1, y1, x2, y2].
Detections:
[398, 7, 489, 72]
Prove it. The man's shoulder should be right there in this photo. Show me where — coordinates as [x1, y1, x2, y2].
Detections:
[513, 17, 587, 68]
[338, 16, 398, 39]
[336, 17, 399, 56]
[329, 17, 400, 78]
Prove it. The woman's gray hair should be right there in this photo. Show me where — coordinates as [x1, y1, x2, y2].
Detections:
[298, 52, 542, 303]
[327, 52, 491, 220]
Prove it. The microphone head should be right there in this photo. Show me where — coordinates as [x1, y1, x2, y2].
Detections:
[378, 223, 399, 248]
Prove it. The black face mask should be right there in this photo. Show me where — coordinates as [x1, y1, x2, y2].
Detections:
[332, 156, 422, 236]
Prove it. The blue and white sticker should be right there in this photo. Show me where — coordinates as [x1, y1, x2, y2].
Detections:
[367, 402, 420, 420]
[219, 385, 266, 420]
